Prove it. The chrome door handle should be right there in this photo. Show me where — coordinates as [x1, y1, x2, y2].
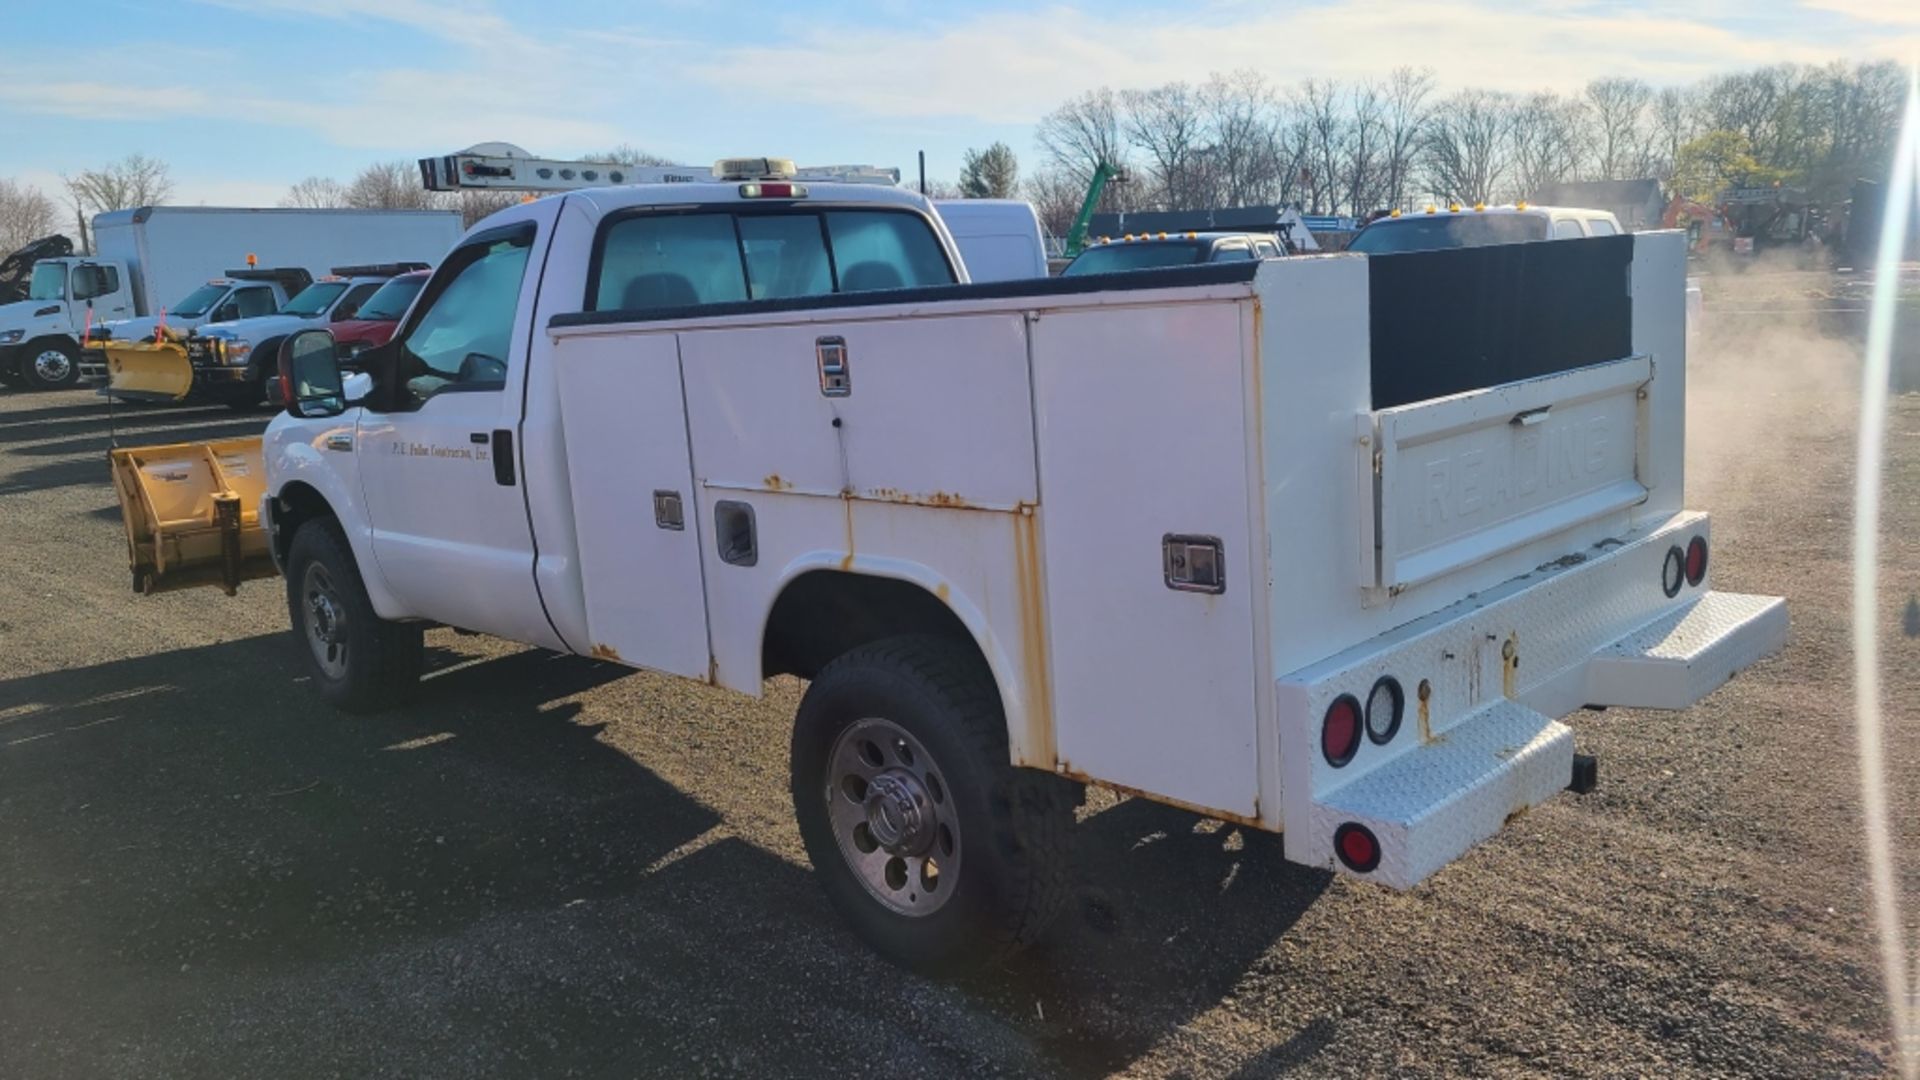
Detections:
[325, 434, 353, 452]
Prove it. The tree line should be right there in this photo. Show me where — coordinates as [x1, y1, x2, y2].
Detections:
[996, 60, 1905, 236]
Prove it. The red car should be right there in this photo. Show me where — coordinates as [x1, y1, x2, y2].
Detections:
[329, 269, 429, 362]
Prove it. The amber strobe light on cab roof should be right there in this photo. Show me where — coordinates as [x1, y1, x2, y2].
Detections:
[713, 156, 798, 181]
[1323, 694, 1362, 767]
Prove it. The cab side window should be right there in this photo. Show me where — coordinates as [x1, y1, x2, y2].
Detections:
[1253, 240, 1280, 258]
[233, 287, 277, 318]
[73, 264, 119, 299]
[1586, 219, 1619, 236]
[1551, 220, 1586, 240]
[333, 282, 381, 321]
[395, 226, 534, 404]
[1212, 244, 1255, 261]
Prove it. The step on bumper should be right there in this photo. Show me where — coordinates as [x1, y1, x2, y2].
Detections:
[1586, 592, 1788, 709]
[1312, 699, 1572, 889]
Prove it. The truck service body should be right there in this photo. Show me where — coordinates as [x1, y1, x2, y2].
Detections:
[0, 206, 460, 392]
[116, 165, 1785, 970]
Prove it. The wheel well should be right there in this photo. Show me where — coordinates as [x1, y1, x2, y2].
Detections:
[762, 571, 980, 682]
[272, 481, 336, 564]
[251, 336, 285, 377]
[25, 335, 76, 355]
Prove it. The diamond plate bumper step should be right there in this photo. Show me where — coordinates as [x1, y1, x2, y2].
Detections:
[1586, 592, 1789, 709]
[1314, 699, 1574, 890]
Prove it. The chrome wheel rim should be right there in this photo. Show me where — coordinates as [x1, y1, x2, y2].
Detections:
[301, 562, 349, 680]
[32, 349, 71, 383]
[826, 718, 960, 917]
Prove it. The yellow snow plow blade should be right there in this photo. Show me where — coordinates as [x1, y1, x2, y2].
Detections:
[109, 437, 276, 596]
[102, 335, 193, 402]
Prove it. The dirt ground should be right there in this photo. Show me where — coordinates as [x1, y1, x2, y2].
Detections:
[3, 288, 1918, 1078]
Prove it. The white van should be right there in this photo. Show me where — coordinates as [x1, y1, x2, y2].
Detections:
[933, 200, 1048, 282]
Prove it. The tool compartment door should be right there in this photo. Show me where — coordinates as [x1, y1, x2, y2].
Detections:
[1030, 298, 1261, 820]
[1370, 355, 1651, 591]
[550, 330, 711, 678]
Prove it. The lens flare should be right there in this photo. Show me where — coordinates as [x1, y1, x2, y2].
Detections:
[1853, 64, 1920, 1080]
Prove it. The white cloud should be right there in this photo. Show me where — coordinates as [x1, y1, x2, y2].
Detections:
[1802, 0, 1920, 25]
[690, 2, 1863, 123]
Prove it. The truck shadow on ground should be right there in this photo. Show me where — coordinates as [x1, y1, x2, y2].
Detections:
[0, 640, 1327, 1078]
[0, 394, 243, 445]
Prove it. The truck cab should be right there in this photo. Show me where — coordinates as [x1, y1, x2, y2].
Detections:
[81, 274, 295, 386]
[0, 256, 133, 389]
[1059, 230, 1285, 276]
[1347, 204, 1624, 254]
[188, 266, 420, 405]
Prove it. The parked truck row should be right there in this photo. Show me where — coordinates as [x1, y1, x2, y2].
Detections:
[112, 157, 1785, 973]
[0, 206, 461, 395]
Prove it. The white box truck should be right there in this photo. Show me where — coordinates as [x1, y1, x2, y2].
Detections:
[0, 206, 461, 391]
[111, 162, 1785, 974]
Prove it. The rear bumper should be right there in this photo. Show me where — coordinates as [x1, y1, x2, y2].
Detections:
[1277, 511, 1786, 889]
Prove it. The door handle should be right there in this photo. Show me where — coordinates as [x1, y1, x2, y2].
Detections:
[490, 429, 515, 486]
[325, 434, 353, 452]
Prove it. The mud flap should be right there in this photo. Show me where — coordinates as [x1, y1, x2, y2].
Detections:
[110, 437, 276, 595]
[103, 339, 194, 402]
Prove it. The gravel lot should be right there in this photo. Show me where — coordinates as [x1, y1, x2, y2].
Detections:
[2, 296, 1917, 1078]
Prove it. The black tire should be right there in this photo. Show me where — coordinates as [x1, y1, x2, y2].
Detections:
[791, 634, 1075, 974]
[18, 337, 79, 390]
[284, 520, 423, 713]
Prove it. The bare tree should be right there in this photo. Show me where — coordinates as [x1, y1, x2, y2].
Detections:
[584, 145, 674, 167]
[0, 179, 60, 253]
[1379, 67, 1435, 213]
[1423, 89, 1513, 205]
[1035, 87, 1133, 208]
[1584, 77, 1653, 180]
[345, 161, 447, 211]
[1023, 167, 1085, 242]
[1122, 82, 1205, 209]
[1293, 78, 1345, 214]
[62, 154, 173, 251]
[281, 176, 348, 209]
[1508, 91, 1587, 198]
[958, 142, 1020, 199]
[457, 190, 526, 228]
[1342, 81, 1388, 214]
[1197, 71, 1285, 209]
[1649, 85, 1701, 187]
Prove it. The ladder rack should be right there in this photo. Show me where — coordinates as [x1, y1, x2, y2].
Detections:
[419, 143, 900, 193]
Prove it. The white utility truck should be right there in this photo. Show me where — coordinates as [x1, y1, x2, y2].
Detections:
[0, 206, 460, 391]
[118, 160, 1786, 973]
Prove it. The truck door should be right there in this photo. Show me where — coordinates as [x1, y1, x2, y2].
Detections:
[354, 216, 563, 648]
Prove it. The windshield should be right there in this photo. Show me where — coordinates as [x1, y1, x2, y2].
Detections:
[1061, 241, 1208, 276]
[280, 281, 349, 318]
[355, 275, 426, 321]
[27, 263, 65, 300]
[1347, 215, 1549, 254]
[170, 283, 228, 318]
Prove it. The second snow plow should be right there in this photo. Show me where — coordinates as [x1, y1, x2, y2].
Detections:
[99, 330, 195, 402]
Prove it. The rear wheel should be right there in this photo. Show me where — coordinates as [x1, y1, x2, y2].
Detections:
[284, 520, 422, 712]
[791, 635, 1075, 973]
[19, 338, 79, 390]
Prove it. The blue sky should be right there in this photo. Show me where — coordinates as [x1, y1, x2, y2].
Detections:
[2, 0, 1913, 206]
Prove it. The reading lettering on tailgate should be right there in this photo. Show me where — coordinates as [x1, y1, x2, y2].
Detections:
[1374, 356, 1651, 590]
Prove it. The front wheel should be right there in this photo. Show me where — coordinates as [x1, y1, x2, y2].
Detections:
[19, 338, 79, 390]
[791, 635, 1075, 974]
[284, 521, 423, 712]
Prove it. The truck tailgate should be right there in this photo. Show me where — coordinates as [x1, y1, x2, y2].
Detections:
[1365, 355, 1651, 590]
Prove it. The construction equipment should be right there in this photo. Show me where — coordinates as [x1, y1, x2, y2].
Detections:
[1062, 161, 1127, 259]
[0, 235, 73, 305]
[109, 436, 274, 595]
[1661, 195, 1731, 254]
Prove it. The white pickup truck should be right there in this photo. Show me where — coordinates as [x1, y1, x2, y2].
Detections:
[123, 160, 1785, 972]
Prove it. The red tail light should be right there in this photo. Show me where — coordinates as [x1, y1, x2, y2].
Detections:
[1322, 694, 1362, 767]
[739, 181, 806, 199]
[1334, 822, 1380, 872]
[1685, 536, 1708, 587]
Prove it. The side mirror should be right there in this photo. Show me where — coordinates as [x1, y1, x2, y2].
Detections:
[279, 329, 346, 418]
[214, 303, 240, 322]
